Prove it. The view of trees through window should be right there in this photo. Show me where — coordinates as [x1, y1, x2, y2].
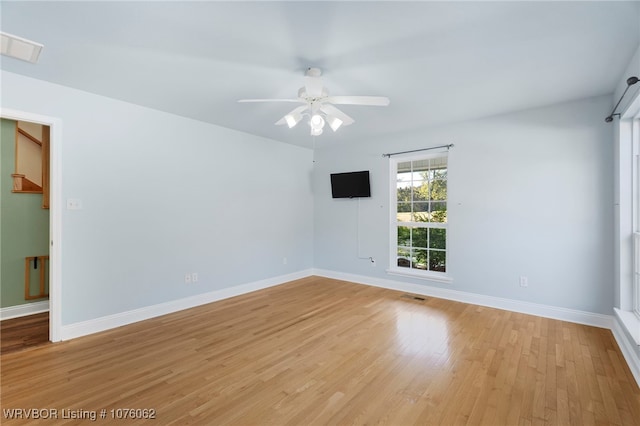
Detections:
[396, 156, 447, 273]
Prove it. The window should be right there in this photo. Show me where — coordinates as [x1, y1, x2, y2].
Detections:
[632, 117, 640, 318]
[615, 95, 640, 345]
[389, 152, 449, 281]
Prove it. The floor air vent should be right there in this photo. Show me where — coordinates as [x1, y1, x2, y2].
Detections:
[401, 294, 427, 302]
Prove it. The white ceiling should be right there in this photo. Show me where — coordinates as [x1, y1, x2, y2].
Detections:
[1, 1, 639, 148]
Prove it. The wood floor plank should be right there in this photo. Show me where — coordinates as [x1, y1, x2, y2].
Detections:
[0, 312, 49, 354]
[2, 276, 639, 425]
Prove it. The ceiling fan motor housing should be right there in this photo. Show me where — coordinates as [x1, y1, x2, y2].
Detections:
[305, 67, 322, 77]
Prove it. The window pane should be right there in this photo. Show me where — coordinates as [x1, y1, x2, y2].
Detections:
[430, 202, 447, 223]
[413, 202, 429, 222]
[433, 168, 447, 180]
[413, 213, 430, 223]
[397, 212, 412, 222]
[429, 250, 446, 272]
[429, 228, 446, 249]
[397, 202, 411, 222]
[412, 228, 428, 248]
[430, 179, 447, 201]
[413, 202, 429, 212]
[397, 202, 411, 212]
[412, 182, 429, 202]
[397, 172, 413, 188]
[397, 186, 412, 203]
[407, 169, 427, 182]
[412, 159, 429, 174]
[397, 247, 411, 268]
[431, 157, 448, 171]
[397, 161, 412, 174]
[413, 249, 428, 269]
[398, 227, 411, 247]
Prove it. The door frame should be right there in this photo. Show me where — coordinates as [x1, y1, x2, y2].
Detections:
[2, 108, 62, 342]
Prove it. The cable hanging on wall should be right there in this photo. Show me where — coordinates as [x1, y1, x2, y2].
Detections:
[605, 76, 639, 122]
[382, 143, 453, 158]
[356, 197, 375, 265]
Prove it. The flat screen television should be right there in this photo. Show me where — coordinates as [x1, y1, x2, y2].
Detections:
[330, 170, 371, 198]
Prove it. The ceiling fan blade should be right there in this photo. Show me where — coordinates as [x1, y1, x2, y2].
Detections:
[320, 104, 355, 126]
[238, 98, 304, 103]
[275, 105, 309, 126]
[326, 96, 390, 106]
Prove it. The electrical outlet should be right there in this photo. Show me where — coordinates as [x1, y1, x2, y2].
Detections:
[283, 257, 287, 265]
[519, 276, 528, 287]
[185, 273, 191, 284]
[192, 272, 198, 283]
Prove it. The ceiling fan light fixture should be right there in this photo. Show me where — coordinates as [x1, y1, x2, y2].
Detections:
[327, 115, 343, 132]
[284, 112, 302, 128]
[310, 114, 325, 130]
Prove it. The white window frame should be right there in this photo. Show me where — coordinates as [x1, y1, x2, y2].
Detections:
[387, 151, 452, 283]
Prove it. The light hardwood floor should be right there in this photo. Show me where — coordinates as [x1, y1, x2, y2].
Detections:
[1, 276, 639, 425]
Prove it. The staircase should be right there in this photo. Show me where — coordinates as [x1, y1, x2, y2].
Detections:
[11, 123, 49, 209]
[11, 173, 41, 192]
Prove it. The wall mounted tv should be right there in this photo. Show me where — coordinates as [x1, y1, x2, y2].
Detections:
[330, 170, 371, 199]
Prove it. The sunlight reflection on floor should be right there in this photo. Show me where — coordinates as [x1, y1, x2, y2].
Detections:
[394, 304, 450, 363]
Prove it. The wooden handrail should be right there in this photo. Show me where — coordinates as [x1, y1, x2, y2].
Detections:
[24, 256, 49, 300]
[17, 128, 43, 146]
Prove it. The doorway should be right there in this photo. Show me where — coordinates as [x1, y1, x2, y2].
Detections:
[0, 108, 61, 344]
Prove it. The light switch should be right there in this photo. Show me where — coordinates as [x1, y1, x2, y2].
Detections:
[66, 198, 83, 210]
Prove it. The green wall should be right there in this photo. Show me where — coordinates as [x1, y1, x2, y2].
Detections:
[0, 118, 49, 308]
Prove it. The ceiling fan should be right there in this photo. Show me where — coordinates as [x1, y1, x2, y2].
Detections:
[238, 67, 390, 136]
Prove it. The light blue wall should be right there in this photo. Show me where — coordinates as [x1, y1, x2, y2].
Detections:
[314, 95, 614, 315]
[1, 71, 314, 325]
[0, 69, 617, 323]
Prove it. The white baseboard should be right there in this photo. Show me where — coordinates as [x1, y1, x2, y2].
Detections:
[60, 269, 312, 341]
[0, 300, 49, 320]
[58, 267, 614, 340]
[312, 269, 614, 329]
[612, 309, 640, 387]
